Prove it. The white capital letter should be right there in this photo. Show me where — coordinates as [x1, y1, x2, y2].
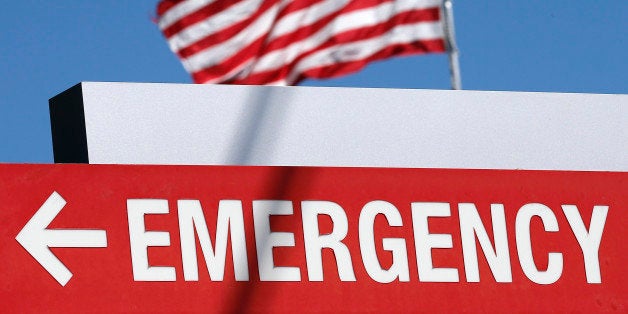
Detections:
[459, 203, 512, 282]
[127, 199, 175, 281]
[411, 202, 459, 282]
[562, 204, 608, 283]
[359, 201, 409, 283]
[253, 201, 300, 281]
[302, 201, 356, 281]
[516, 203, 563, 284]
[178, 200, 248, 281]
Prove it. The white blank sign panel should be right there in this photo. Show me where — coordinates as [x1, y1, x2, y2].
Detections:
[49, 82, 627, 171]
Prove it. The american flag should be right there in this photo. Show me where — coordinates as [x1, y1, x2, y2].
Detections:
[157, 0, 447, 85]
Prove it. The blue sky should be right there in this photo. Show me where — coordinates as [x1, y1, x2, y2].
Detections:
[1, 1, 626, 163]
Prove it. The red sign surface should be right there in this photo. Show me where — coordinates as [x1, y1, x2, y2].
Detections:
[1, 164, 625, 312]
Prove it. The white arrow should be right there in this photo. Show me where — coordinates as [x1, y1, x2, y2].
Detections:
[15, 191, 107, 286]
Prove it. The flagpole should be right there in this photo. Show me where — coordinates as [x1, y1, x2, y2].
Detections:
[443, 0, 461, 90]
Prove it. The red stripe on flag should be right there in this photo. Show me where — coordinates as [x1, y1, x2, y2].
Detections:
[263, 0, 395, 53]
[162, 0, 245, 38]
[191, 36, 268, 83]
[292, 39, 446, 84]
[277, 0, 328, 18]
[177, 0, 279, 58]
[265, 5, 439, 58]
[157, 0, 187, 17]
[229, 38, 445, 85]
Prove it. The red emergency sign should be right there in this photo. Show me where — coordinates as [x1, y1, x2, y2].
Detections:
[1, 164, 625, 312]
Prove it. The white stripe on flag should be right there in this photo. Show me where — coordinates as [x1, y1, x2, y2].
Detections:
[234, 19, 443, 85]
[167, 0, 264, 53]
[284, 21, 444, 84]
[159, 0, 216, 29]
[182, 4, 281, 73]
[270, 0, 350, 39]
[201, 59, 256, 83]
